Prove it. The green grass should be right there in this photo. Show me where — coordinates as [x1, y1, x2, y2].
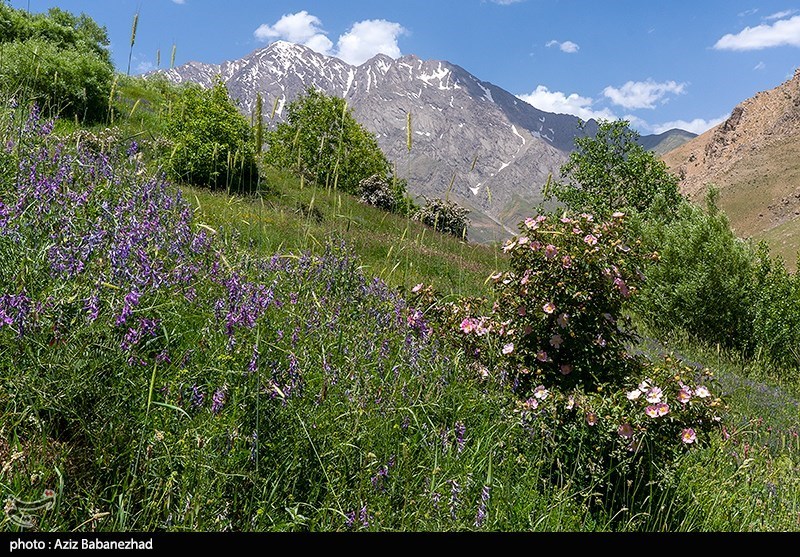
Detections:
[184, 166, 503, 300]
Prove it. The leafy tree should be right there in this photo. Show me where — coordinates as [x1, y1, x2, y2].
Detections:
[552, 120, 682, 218]
[0, 4, 113, 122]
[163, 79, 258, 192]
[264, 88, 391, 195]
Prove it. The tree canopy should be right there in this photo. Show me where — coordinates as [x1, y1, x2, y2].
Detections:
[263, 88, 391, 195]
[552, 120, 682, 218]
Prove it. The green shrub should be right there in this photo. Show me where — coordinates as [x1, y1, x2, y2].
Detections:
[163, 79, 258, 192]
[414, 197, 469, 239]
[751, 246, 800, 368]
[0, 39, 113, 123]
[263, 88, 391, 194]
[636, 195, 758, 351]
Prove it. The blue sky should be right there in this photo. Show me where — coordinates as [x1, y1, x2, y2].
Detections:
[11, 0, 800, 135]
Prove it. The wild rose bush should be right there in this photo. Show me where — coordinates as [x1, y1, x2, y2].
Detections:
[490, 212, 647, 390]
[438, 211, 728, 512]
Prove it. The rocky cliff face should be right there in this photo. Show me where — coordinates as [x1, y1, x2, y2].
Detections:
[662, 68, 800, 268]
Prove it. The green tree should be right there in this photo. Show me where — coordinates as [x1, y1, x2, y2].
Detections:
[0, 4, 113, 122]
[264, 88, 391, 195]
[552, 120, 682, 218]
[164, 79, 258, 192]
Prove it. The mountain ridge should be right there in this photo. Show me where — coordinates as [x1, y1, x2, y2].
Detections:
[157, 41, 691, 242]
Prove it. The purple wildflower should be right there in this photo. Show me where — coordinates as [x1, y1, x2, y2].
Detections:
[191, 385, 204, 409]
[455, 421, 466, 454]
[448, 479, 461, 520]
[475, 485, 491, 528]
[211, 387, 227, 415]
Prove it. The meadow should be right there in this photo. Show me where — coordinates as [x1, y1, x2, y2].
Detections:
[1, 5, 799, 532]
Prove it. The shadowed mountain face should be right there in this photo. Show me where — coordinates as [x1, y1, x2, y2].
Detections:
[662, 69, 800, 269]
[158, 41, 677, 243]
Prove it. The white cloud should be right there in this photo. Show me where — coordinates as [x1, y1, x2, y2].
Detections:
[171, 0, 186, 4]
[517, 86, 616, 122]
[488, 0, 526, 4]
[254, 11, 333, 54]
[603, 79, 686, 110]
[546, 39, 580, 53]
[714, 15, 800, 50]
[254, 12, 406, 65]
[136, 60, 155, 73]
[738, 8, 759, 17]
[764, 10, 797, 20]
[652, 115, 729, 135]
[335, 20, 407, 65]
[754, 61, 766, 70]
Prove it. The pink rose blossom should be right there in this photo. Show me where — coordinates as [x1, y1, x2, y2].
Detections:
[584, 234, 598, 246]
[557, 313, 569, 328]
[586, 412, 598, 426]
[617, 423, 634, 439]
[545, 244, 558, 260]
[550, 334, 563, 349]
[502, 343, 514, 355]
[536, 350, 548, 362]
[681, 428, 697, 444]
[543, 302, 556, 315]
[533, 385, 549, 400]
[559, 364, 573, 375]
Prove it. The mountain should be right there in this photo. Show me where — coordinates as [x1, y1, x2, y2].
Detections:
[157, 41, 676, 243]
[662, 68, 800, 269]
[637, 128, 697, 156]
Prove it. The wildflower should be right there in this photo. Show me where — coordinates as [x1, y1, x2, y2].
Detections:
[345, 511, 356, 529]
[191, 385, 204, 409]
[503, 240, 517, 253]
[533, 385, 549, 400]
[455, 422, 466, 453]
[474, 485, 491, 528]
[518, 236, 530, 246]
[618, 423, 634, 439]
[627, 389, 642, 401]
[502, 343, 514, 355]
[536, 350, 548, 362]
[586, 412, 598, 426]
[460, 317, 478, 334]
[517, 305, 527, 317]
[544, 244, 558, 260]
[360, 504, 369, 528]
[412, 283, 424, 293]
[613, 277, 630, 298]
[645, 386, 663, 404]
[211, 387, 227, 414]
[678, 386, 693, 404]
[448, 479, 461, 520]
[557, 313, 569, 328]
[543, 302, 556, 315]
[530, 240, 542, 251]
[559, 364, 573, 375]
[565, 395, 575, 410]
[490, 272, 502, 282]
[550, 334, 563, 349]
[560, 216, 572, 224]
[524, 217, 539, 230]
[695, 385, 711, 398]
[584, 234, 598, 246]
[681, 428, 697, 444]
[612, 211, 625, 219]
[561, 255, 573, 269]
[523, 397, 539, 411]
[645, 403, 670, 418]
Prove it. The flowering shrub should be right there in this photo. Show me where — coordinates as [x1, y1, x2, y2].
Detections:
[489, 212, 648, 390]
[434, 210, 728, 513]
[414, 197, 469, 240]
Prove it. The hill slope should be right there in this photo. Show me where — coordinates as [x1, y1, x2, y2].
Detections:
[663, 69, 800, 269]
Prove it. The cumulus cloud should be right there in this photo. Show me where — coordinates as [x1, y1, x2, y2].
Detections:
[254, 11, 333, 54]
[254, 12, 406, 65]
[652, 115, 728, 135]
[335, 20, 407, 65]
[714, 15, 800, 50]
[602, 79, 686, 110]
[517, 86, 616, 122]
[545, 40, 580, 53]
